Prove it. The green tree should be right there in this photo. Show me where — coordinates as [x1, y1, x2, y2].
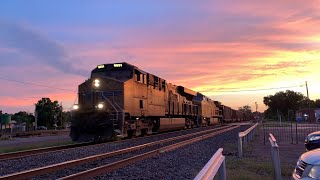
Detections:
[11, 111, 35, 130]
[238, 105, 252, 114]
[263, 90, 306, 120]
[238, 105, 252, 120]
[315, 99, 320, 108]
[35, 98, 62, 129]
[61, 111, 71, 128]
[310, 99, 320, 108]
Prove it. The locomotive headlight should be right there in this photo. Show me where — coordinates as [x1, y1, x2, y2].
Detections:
[94, 79, 100, 87]
[72, 104, 79, 110]
[97, 103, 104, 109]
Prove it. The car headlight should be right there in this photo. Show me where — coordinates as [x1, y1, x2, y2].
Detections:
[94, 79, 100, 87]
[309, 166, 320, 178]
[72, 104, 79, 110]
[97, 103, 104, 109]
[309, 136, 320, 141]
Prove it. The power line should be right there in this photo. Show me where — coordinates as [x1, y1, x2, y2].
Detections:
[0, 75, 79, 110]
[0, 75, 76, 92]
[0, 74, 306, 94]
[200, 84, 304, 93]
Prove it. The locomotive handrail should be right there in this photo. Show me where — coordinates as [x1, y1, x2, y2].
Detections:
[101, 93, 120, 113]
[101, 93, 123, 131]
[194, 148, 226, 180]
[101, 92, 123, 111]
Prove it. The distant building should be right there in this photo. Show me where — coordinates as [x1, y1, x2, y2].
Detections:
[296, 108, 320, 123]
[0, 113, 13, 132]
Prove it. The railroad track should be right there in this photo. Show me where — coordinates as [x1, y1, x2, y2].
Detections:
[0, 142, 96, 161]
[0, 124, 225, 161]
[0, 125, 239, 180]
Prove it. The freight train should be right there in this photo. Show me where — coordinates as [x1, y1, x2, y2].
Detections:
[70, 62, 249, 141]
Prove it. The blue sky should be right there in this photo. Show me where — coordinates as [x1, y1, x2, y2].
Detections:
[0, 0, 320, 113]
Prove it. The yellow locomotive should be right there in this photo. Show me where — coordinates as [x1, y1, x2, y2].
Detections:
[70, 62, 238, 141]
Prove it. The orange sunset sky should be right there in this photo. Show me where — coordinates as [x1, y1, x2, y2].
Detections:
[0, 0, 320, 114]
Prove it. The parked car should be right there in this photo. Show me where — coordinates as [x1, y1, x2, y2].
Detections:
[36, 126, 47, 130]
[293, 148, 320, 179]
[305, 131, 320, 151]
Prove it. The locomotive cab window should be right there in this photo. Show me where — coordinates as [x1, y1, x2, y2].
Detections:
[154, 76, 159, 89]
[162, 80, 166, 92]
[143, 74, 147, 84]
[135, 70, 144, 83]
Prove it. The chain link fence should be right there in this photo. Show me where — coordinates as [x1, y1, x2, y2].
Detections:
[263, 122, 320, 144]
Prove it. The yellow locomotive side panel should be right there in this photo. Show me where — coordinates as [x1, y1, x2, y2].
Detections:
[147, 85, 166, 116]
[123, 79, 134, 115]
[201, 100, 217, 118]
[123, 75, 166, 117]
[123, 79, 147, 117]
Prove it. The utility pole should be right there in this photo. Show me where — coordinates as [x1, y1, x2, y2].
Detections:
[255, 102, 258, 121]
[277, 109, 281, 125]
[34, 104, 38, 130]
[255, 102, 258, 113]
[306, 81, 311, 123]
[60, 102, 63, 128]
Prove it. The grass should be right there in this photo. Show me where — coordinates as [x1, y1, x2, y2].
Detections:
[224, 157, 274, 180]
[0, 139, 74, 154]
[214, 134, 293, 180]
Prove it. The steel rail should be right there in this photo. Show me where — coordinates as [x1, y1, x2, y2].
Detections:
[3, 129, 69, 137]
[0, 125, 225, 161]
[0, 125, 236, 180]
[60, 125, 239, 180]
[0, 142, 95, 161]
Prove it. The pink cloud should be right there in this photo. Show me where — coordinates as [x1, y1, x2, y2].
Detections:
[2, 0, 320, 113]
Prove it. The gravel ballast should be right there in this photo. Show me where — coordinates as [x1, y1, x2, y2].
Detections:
[96, 125, 250, 180]
[0, 125, 228, 176]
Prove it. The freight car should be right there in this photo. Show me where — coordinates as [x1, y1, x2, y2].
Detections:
[222, 105, 233, 123]
[192, 93, 220, 126]
[70, 62, 240, 141]
[220, 105, 248, 123]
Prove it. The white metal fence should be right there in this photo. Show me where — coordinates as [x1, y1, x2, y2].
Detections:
[194, 148, 226, 180]
[269, 133, 282, 180]
[238, 123, 258, 157]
